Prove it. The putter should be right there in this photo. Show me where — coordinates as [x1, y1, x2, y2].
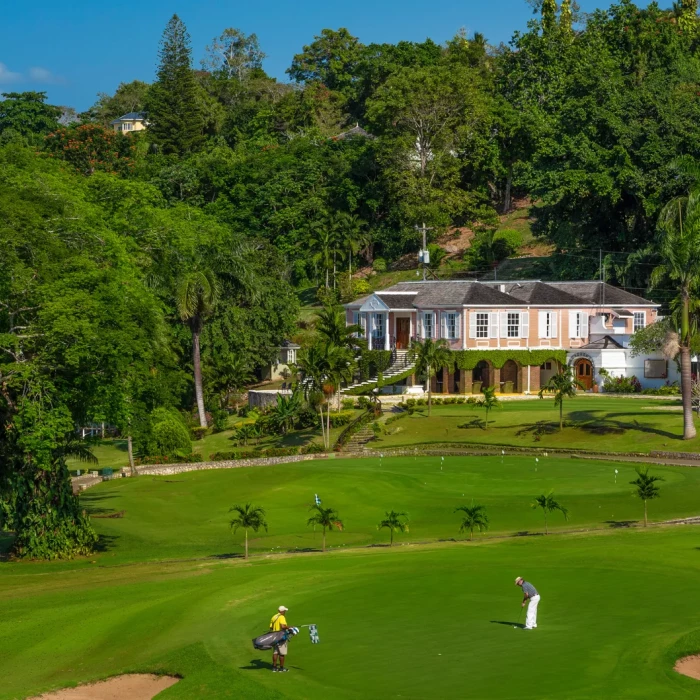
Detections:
[514, 607, 523, 629]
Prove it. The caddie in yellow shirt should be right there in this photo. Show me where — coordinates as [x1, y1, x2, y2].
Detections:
[270, 605, 289, 672]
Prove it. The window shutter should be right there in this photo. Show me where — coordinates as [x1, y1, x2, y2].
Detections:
[361, 313, 367, 338]
[569, 311, 577, 338]
[455, 313, 461, 339]
[469, 312, 477, 339]
[441, 313, 446, 339]
[489, 312, 499, 339]
[521, 311, 529, 339]
[581, 312, 589, 339]
[538, 312, 546, 339]
[500, 312, 508, 338]
[551, 312, 558, 339]
[417, 313, 423, 339]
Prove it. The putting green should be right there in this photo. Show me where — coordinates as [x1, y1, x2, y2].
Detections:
[73, 455, 700, 564]
[3, 456, 700, 699]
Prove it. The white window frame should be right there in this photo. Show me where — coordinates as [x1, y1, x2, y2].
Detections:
[507, 312, 520, 338]
[372, 313, 384, 339]
[633, 312, 646, 332]
[474, 312, 489, 338]
[538, 311, 558, 339]
[423, 312, 434, 339]
[444, 311, 459, 340]
[569, 311, 589, 339]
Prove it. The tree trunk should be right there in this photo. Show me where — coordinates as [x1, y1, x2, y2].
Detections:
[326, 403, 331, 449]
[245, 529, 249, 559]
[192, 330, 207, 428]
[318, 406, 326, 448]
[322, 527, 326, 553]
[644, 500, 647, 528]
[503, 163, 513, 214]
[544, 512, 548, 535]
[470, 527, 474, 542]
[127, 434, 135, 476]
[680, 345, 696, 440]
[427, 366, 432, 416]
[390, 529, 393, 546]
[560, 401, 564, 431]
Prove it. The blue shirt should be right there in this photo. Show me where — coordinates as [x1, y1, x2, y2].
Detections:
[522, 581, 538, 598]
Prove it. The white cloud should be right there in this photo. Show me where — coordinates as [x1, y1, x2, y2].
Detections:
[29, 66, 63, 84]
[0, 63, 22, 84]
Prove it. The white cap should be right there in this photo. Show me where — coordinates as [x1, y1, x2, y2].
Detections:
[278, 605, 288, 612]
[515, 576, 523, 584]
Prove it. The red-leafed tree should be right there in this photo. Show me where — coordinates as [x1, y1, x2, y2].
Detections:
[44, 124, 135, 176]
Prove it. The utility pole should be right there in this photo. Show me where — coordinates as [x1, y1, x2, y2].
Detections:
[415, 223, 433, 281]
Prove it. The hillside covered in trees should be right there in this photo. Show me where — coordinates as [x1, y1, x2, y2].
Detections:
[2, 0, 700, 558]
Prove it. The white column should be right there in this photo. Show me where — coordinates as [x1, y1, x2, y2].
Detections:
[527, 365, 531, 395]
[462, 309, 467, 350]
[384, 313, 390, 350]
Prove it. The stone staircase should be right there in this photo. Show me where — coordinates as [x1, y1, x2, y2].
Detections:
[343, 423, 376, 452]
[343, 350, 414, 394]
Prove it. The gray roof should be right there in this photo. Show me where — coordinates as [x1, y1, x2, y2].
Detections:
[376, 294, 419, 309]
[547, 282, 654, 306]
[110, 111, 146, 124]
[580, 335, 623, 349]
[280, 339, 300, 349]
[344, 280, 657, 309]
[334, 124, 376, 140]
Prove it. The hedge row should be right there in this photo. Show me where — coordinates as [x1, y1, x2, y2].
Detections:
[453, 349, 568, 370]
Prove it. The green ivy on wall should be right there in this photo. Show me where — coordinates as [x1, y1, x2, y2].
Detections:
[453, 349, 568, 371]
[358, 350, 392, 381]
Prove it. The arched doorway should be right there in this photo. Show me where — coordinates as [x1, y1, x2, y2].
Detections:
[574, 358, 593, 390]
[473, 361, 490, 389]
[501, 360, 519, 393]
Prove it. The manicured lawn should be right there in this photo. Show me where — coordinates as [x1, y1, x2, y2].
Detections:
[2, 526, 700, 699]
[48, 455, 700, 566]
[374, 396, 697, 453]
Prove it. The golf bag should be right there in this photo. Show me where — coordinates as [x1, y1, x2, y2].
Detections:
[252, 627, 299, 651]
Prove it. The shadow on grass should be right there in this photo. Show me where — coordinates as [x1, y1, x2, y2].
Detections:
[208, 552, 244, 560]
[93, 534, 120, 553]
[241, 659, 274, 671]
[568, 411, 679, 440]
[516, 421, 558, 440]
[490, 620, 525, 629]
[604, 520, 638, 528]
[80, 490, 122, 516]
[458, 418, 486, 430]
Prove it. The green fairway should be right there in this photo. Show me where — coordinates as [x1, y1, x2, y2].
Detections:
[3, 528, 700, 699]
[374, 396, 699, 453]
[56, 455, 700, 564]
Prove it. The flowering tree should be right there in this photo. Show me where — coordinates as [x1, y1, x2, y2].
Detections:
[44, 124, 135, 176]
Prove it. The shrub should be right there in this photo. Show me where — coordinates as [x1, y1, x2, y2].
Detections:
[328, 410, 355, 428]
[260, 446, 300, 457]
[342, 398, 355, 410]
[416, 398, 427, 406]
[456, 397, 466, 404]
[211, 410, 229, 433]
[136, 452, 203, 465]
[466, 397, 477, 404]
[641, 383, 680, 395]
[352, 279, 371, 297]
[433, 397, 443, 405]
[405, 398, 417, 407]
[385, 412, 409, 426]
[372, 257, 387, 273]
[493, 228, 522, 255]
[357, 396, 370, 408]
[191, 426, 208, 441]
[210, 450, 261, 461]
[601, 374, 642, 394]
[302, 441, 326, 454]
[144, 408, 192, 457]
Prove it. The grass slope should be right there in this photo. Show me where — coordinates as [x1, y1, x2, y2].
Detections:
[49, 455, 700, 566]
[375, 397, 696, 453]
[2, 528, 700, 699]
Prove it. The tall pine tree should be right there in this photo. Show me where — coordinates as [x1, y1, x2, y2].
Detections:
[147, 15, 205, 154]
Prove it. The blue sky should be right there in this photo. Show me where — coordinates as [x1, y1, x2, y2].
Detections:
[2, 0, 608, 111]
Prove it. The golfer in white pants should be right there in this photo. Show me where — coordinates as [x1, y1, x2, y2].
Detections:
[515, 576, 540, 630]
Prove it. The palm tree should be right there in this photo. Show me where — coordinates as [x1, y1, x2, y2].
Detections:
[377, 510, 409, 546]
[316, 303, 364, 350]
[409, 338, 453, 415]
[268, 390, 302, 435]
[176, 269, 219, 428]
[455, 504, 489, 541]
[651, 179, 700, 439]
[629, 467, 664, 527]
[478, 386, 500, 430]
[538, 365, 583, 431]
[229, 503, 268, 559]
[307, 504, 344, 552]
[531, 492, 569, 535]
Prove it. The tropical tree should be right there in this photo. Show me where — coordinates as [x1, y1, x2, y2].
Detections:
[176, 269, 219, 428]
[651, 177, 700, 440]
[268, 390, 302, 435]
[307, 504, 344, 552]
[538, 365, 583, 431]
[455, 504, 489, 541]
[229, 503, 268, 559]
[377, 510, 409, 546]
[478, 386, 500, 430]
[409, 338, 453, 415]
[531, 492, 569, 535]
[629, 468, 664, 527]
[316, 303, 363, 350]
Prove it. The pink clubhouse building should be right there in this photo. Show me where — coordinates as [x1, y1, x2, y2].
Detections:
[345, 280, 677, 394]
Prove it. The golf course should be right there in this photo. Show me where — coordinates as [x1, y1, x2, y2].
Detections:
[3, 455, 700, 699]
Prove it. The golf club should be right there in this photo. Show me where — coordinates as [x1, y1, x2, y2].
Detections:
[514, 607, 523, 629]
